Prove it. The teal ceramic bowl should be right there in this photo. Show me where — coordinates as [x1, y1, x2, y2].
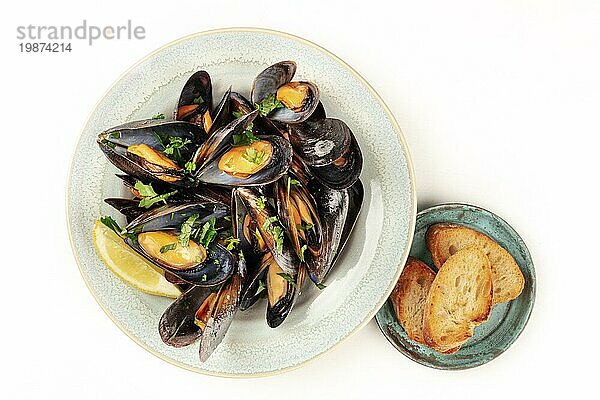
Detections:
[375, 203, 535, 370]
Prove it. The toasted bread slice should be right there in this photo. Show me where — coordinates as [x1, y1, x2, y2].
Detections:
[423, 248, 493, 354]
[391, 257, 436, 345]
[427, 223, 524, 304]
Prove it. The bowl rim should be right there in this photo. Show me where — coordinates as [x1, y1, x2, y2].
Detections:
[375, 202, 536, 370]
[66, 27, 417, 378]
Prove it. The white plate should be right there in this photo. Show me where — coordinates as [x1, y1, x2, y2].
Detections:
[67, 28, 416, 377]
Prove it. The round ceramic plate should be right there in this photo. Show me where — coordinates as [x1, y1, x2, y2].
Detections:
[67, 28, 416, 377]
[376, 203, 535, 370]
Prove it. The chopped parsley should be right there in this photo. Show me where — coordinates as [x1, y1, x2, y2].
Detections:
[163, 136, 191, 163]
[262, 216, 284, 255]
[255, 280, 266, 296]
[232, 129, 259, 146]
[277, 272, 297, 288]
[152, 113, 165, 120]
[256, 196, 268, 210]
[289, 178, 301, 186]
[201, 274, 207, 282]
[299, 244, 308, 262]
[297, 222, 314, 231]
[184, 161, 196, 173]
[178, 213, 200, 247]
[100, 216, 123, 236]
[224, 236, 240, 251]
[193, 95, 204, 105]
[255, 93, 284, 117]
[160, 243, 177, 253]
[134, 181, 177, 208]
[232, 111, 245, 119]
[197, 217, 217, 248]
[316, 282, 327, 290]
[242, 147, 266, 164]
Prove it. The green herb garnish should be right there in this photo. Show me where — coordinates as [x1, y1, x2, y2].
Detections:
[160, 243, 177, 253]
[242, 147, 265, 164]
[297, 222, 314, 231]
[232, 111, 245, 119]
[100, 216, 123, 236]
[134, 181, 177, 208]
[197, 217, 217, 248]
[193, 95, 204, 105]
[152, 113, 165, 120]
[272, 226, 284, 255]
[255, 280, 266, 296]
[256, 196, 267, 210]
[277, 272, 297, 288]
[299, 244, 308, 262]
[163, 136, 191, 163]
[255, 93, 284, 117]
[224, 236, 240, 251]
[178, 213, 200, 247]
[184, 161, 196, 173]
[316, 282, 327, 290]
[232, 129, 259, 146]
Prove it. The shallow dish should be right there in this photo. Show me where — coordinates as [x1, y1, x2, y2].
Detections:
[67, 28, 416, 377]
[376, 203, 535, 370]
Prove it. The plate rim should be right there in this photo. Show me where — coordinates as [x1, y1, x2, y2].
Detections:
[375, 202, 536, 370]
[66, 27, 417, 378]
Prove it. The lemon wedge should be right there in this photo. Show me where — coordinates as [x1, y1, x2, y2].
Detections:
[92, 220, 181, 298]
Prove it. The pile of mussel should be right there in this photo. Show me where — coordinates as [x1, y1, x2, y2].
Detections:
[97, 61, 363, 362]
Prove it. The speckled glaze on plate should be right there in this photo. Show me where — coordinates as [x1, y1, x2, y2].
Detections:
[376, 203, 535, 370]
[67, 28, 416, 377]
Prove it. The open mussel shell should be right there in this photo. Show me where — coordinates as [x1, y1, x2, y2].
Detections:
[124, 202, 235, 286]
[196, 135, 293, 187]
[269, 81, 320, 124]
[199, 269, 243, 362]
[209, 86, 232, 134]
[274, 176, 323, 273]
[234, 188, 297, 273]
[251, 61, 297, 105]
[177, 71, 212, 123]
[97, 120, 204, 187]
[266, 256, 305, 328]
[239, 259, 268, 311]
[307, 179, 364, 283]
[192, 111, 258, 170]
[288, 118, 362, 190]
[158, 285, 215, 347]
[251, 61, 320, 124]
[104, 198, 144, 223]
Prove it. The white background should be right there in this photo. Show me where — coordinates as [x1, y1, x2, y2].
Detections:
[2, 0, 597, 398]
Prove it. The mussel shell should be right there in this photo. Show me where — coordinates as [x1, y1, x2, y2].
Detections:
[309, 132, 362, 190]
[209, 87, 232, 134]
[239, 260, 268, 311]
[274, 176, 323, 268]
[158, 285, 215, 347]
[251, 61, 297, 104]
[307, 101, 326, 122]
[192, 111, 259, 169]
[307, 179, 364, 283]
[269, 81, 320, 124]
[125, 202, 229, 233]
[124, 202, 234, 286]
[266, 262, 305, 328]
[199, 270, 243, 362]
[97, 120, 204, 187]
[234, 188, 298, 274]
[104, 198, 144, 223]
[287, 118, 351, 167]
[196, 135, 293, 187]
[334, 179, 364, 266]
[177, 71, 212, 121]
[229, 91, 254, 116]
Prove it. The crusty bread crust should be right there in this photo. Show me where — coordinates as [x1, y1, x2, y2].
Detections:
[391, 257, 436, 345]
[422, 248, 493, 354]
[426, 223, 524, 304]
